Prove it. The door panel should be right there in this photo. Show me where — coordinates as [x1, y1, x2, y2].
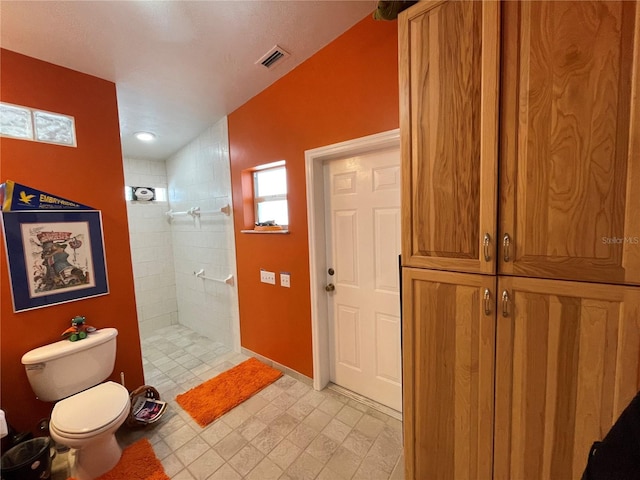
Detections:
[336, 305, 360, 369]
[375, 208, 401, 292]
[402, 268, 495, 480]
[334, 211, 358, 286]
[399, 0, 499, 274]
[494, 276, 640, 480]
[499, 0, 640, 284]
[324, 147, 402, 411]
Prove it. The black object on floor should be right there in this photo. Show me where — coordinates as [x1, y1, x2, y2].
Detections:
[582, 391, 640, 480]
[1, 436, 53, 480]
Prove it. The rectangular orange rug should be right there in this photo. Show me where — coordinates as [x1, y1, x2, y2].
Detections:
[176, 357, 283, 427]
[68, 438, 168, 480]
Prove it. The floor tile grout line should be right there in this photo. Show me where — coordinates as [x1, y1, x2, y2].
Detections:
[138, 324, 398, 475]
[47, 325, 403, 480]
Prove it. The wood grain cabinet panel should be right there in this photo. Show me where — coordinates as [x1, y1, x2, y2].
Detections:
[400, 0, 640, 478]
[499, 1, 640, 285]
[494, 276, 640, 480]
[400, 0, 500, 274]
[402, 268, 496, 480]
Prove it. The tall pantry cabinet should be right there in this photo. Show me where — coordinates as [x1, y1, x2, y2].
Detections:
[399, 1, 640, 479]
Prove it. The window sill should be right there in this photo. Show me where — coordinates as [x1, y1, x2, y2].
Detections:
[241, 229, 290, 234]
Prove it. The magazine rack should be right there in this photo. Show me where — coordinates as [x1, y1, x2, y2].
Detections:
[126, 385, 162, 428]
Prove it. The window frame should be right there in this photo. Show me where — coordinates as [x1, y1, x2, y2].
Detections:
[253, 163, 288, 228]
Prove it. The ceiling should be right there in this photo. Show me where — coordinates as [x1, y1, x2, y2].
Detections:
[0, 1, 377, 160]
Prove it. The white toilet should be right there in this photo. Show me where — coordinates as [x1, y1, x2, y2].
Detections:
[21, 328, 130, 480]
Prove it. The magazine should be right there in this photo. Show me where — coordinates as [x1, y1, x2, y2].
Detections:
[131, 396, 167, 424]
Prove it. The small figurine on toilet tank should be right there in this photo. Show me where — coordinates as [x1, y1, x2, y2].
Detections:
[61, 315, 96, 342]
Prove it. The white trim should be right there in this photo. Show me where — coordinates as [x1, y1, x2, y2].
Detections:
[253, 165, 289, 227]
[241, 346, 313, 386]
[305, 129, 400, 392]
[327, 383, 402, 421]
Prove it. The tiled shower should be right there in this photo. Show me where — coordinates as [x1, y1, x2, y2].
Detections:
[124, 117, 240, 354]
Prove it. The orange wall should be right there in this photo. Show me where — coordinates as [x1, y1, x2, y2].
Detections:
[0, 49, 144, 433]
[228, 16, 399, 377]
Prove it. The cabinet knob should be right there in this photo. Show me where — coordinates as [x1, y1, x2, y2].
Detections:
[503, 233, 511, 263]
[483, 233, 492, 262]
[502, 290, 510, 317]
[325, 283, 335, 292]
[483, 289, 492, 315]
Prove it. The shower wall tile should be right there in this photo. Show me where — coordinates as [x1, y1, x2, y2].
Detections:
[124, 156, 177, 333]
[166, 117, 239, 350]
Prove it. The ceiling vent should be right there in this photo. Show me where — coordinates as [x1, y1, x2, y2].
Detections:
[256, 45, 290, 69]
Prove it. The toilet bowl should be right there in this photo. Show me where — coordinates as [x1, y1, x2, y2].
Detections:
[49, 381, 130, 480]
[21, 328, 130, 480]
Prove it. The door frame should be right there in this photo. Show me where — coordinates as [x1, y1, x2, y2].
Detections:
[305, 128, 400, 391]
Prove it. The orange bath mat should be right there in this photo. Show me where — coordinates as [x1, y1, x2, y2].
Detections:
[176, 357, 283, 427]
[68, 437, 168, 480]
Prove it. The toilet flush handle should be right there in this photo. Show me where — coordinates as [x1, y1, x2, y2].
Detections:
[26, 363, 45, 371]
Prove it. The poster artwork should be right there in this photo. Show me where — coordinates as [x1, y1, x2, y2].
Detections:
[22, 221, 96, 298]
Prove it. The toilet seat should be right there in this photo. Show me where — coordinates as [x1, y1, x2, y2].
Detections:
[51, 381, 130, 438]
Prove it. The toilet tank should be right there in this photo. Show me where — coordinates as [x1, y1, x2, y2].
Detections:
[21, 328, 119, 402]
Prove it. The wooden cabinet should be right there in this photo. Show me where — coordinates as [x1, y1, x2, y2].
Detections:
[399, 0, 500, 275]
[494, 277, 640, 479]
[402, 268, 495, 480]
[399, 0, 640, 479]
[403, 270, 640, 480]
[403, 268, 640, 480]
[499, 1, 640, 285]
[401, 0, 640, 284]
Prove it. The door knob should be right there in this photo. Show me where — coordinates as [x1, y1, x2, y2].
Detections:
[325, 283, 335, 292]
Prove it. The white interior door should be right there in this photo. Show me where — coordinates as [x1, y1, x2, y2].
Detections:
[323, 147, 402, 411]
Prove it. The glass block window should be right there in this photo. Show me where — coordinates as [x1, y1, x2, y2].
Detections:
[33, 111, 75, 146]
[254, 163, 288, 227]
[0, 103, 33, 140]
[0, 102, 76, 147]
[125, 186, 167, 201]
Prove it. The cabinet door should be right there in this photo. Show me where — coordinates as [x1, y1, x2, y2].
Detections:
[499, 1, 640, 285]
[402, 268, 495, 480]
[399, 1, 500, 274]
[494, 276, 640, 480]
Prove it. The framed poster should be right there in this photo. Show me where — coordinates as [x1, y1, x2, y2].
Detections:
[1, 210, 108, 312]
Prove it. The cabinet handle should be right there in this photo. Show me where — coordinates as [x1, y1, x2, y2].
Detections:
[484, 289, 491, 315]
[483, 233, 491, 262]
[502, 290, 509, 317]
[503, 233, 511, 262]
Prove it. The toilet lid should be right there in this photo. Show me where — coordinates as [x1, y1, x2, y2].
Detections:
[51, 381, 130, 435]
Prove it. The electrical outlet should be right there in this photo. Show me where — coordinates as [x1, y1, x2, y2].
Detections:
[280, 273, 290, 288]
[260, 270, 275, 285]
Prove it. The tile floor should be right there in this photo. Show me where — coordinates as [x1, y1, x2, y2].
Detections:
[52, 324, 404, 479]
